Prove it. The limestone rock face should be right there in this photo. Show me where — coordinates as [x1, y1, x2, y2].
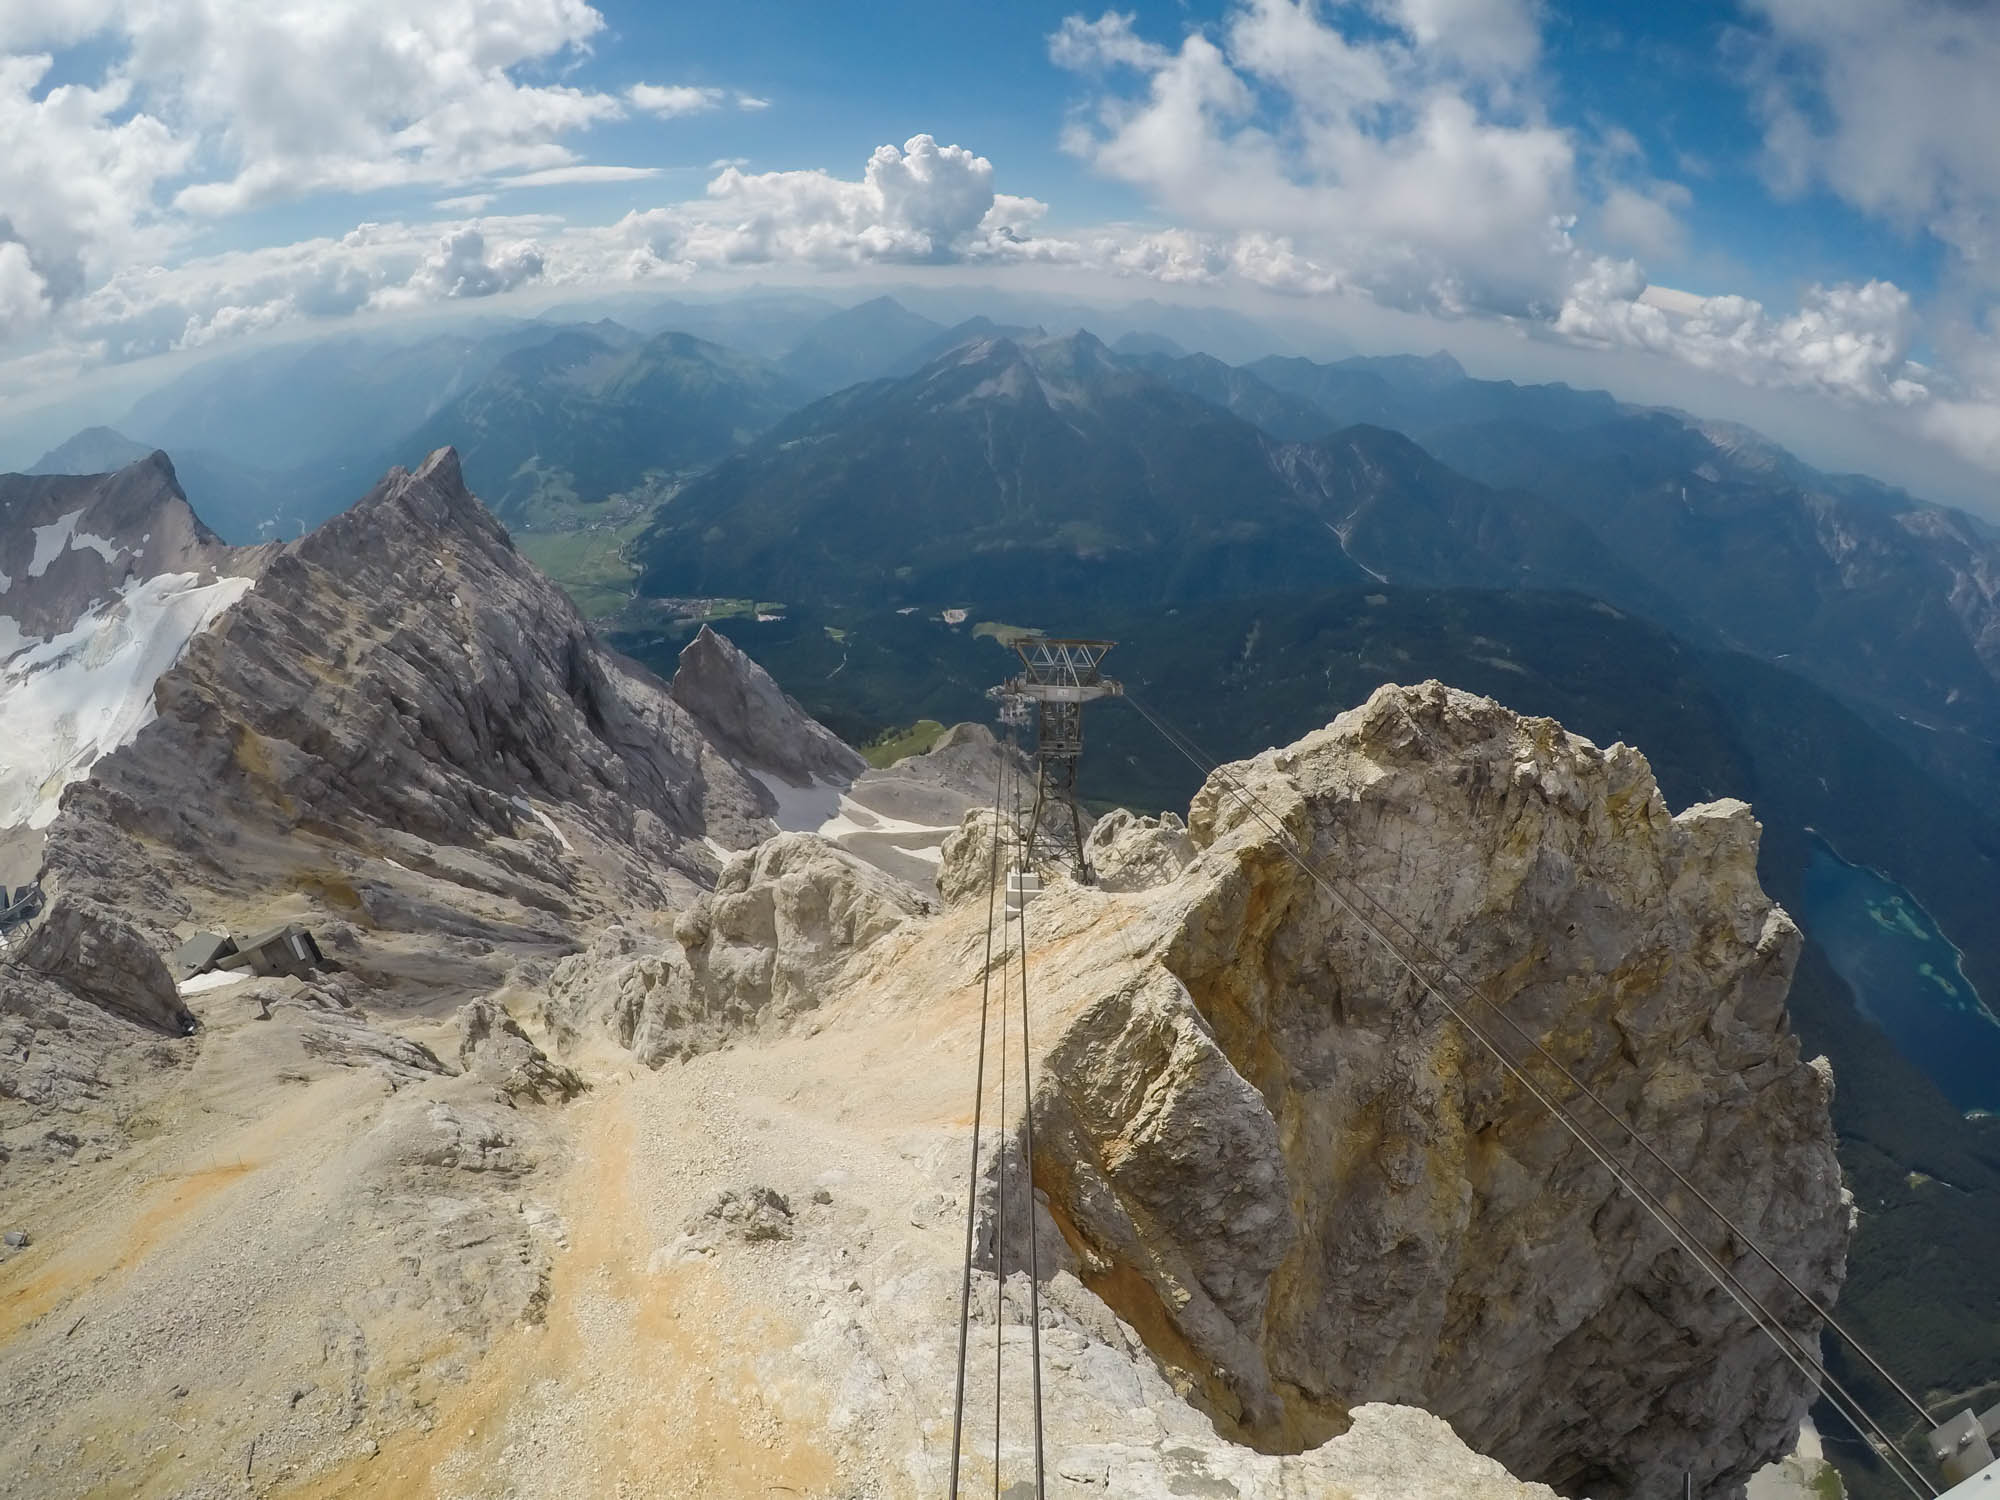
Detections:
[546, 833, 930, 1065]
[1084, 807, 1196, 892]
[678, 832, 932, 1020]
[1031, 682, 1846, 1498]
[938, 807, 1007, 908]
[3, 889, 192, 1034]
[43, 447, 778, 935]
[456, 997, 585, 1104]
[669, 624, 865, 792]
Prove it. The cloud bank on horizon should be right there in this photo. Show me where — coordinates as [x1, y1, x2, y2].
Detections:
[3, 0, 2000, 483]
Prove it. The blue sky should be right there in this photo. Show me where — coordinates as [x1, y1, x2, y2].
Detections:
[3, 0, 1998, 502]
[191, 0, 1948, 311]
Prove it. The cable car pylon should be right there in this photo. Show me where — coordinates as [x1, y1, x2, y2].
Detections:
[990, 638, 1121, 884]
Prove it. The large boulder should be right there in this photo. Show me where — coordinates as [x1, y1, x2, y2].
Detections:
[457, 997, 585, 1104]
[1029, 682, 1847, 1498]
[3, 890, 192, 1034]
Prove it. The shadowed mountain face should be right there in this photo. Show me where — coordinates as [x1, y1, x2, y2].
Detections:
[776, 295, 946, 394]
[638, 331, 1367, 607]
[380, 328, 810, 523]
[633, 332, 1658, 613]
[25, 426, 297, 544]
[1246, 352, 2000, 800]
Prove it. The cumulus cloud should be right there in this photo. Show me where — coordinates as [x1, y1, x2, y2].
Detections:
[735, 94, 772, 111]
[0, 240, 52, 340]
[615, 135, 1060, 269]
[1598, 181, 1692, 260]
[0, 51, 191, 328]
[401, 227, 546, 300]
[0, 1, 777, 342]
[48, 215, 557, 361]
[1051, 1, 1581, 318]
[1557, 270, 1929, 407]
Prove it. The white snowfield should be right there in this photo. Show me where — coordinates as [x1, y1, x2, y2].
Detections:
[0, 570, 253, 831]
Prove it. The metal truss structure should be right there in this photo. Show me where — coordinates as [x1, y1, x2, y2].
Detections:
[992, 638, 1122, 882]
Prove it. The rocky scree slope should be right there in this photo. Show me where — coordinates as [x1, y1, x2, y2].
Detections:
[534, 681, 1847, 1499]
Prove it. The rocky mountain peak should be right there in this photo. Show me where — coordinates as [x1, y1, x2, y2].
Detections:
[669, 624, 865, 794]
[926, 680, 1844, 1496]
[25, 425, 155, 477]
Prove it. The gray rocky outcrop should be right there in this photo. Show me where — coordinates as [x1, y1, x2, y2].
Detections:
[0, 452, 240, 643]
[1083, 807, 1195, 892]
[1000, 682, 1846, 1498]
[40, 448, 784, 935]
[543, 833, 930, 1065]
[938, 808, 1007, 909]
[457, 997, 584, 1103]
[3, 889, 192, 1034]
[670, 624, 865, 792]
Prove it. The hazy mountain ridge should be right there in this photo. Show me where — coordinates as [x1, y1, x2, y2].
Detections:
[634, 330, 1660, 614]
[381, 327, 809, 525]
[636, 330, 1374, 607]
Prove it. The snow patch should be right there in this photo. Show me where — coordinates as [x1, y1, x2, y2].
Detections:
[179, 969, 251, 996]
[28, 509, 84, 577]
[0, 615, 27, 664]
[512, 795, 575, 852]
[0, 566, 12, 594]
[749, 769, 845, 833]
[70, 530, 123, 566]
[0, 570, 255, 831]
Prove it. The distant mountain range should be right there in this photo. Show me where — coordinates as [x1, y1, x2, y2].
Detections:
[22, 291, 2000, 812]
[634, 330, 1663, 615]
[379, 326, 808, 525]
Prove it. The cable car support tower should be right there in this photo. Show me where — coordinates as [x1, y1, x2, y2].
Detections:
[993, 639, 1121, 884]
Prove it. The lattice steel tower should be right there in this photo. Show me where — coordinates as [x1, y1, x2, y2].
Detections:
[995, 638, 1122, 883]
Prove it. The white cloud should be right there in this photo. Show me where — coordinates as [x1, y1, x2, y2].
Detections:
[616, 135, 1061, 269]
[627, 83, 724, 118]
[1598, 180, 1692, 260]
[0, 51, 191, 323]
[140, 0, 621, 215]
[0, 241, 52, 340]
[401, 227, 547, 301]
[0, 0, 610, 333]
[1051, 2, 1580, 318]
[1373, 0, 1541, 75]
[435, 193, 498, 213]
[1557, 270, 1929, 407]
[1746, 0, 2000, 273]
[41, 215, 559, 361]
[735, 94, 771, 111]
[500, 164, 661, 187]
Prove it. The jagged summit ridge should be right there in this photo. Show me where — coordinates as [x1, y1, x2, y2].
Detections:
[41, 445, 791, 936]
